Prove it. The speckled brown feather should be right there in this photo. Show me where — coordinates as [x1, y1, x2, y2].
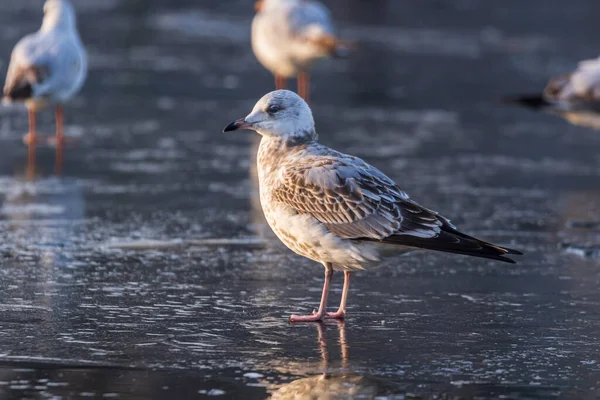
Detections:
[268, 142, 521, 263]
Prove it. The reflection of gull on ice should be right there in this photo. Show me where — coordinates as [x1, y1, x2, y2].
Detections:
[267, 322, 398, 399]
[1, 176, 85, 259]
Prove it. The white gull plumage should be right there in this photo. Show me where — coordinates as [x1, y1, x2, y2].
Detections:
[506, 56, 600, 129]
[224, 90, 522, 322]
[252, 0, 349, 101]
[3, 0, 87, 144]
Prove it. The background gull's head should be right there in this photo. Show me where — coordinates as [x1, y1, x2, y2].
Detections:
[223, 90, 317, 142]
[255, 0, 297, 13]
[42, 0, 77, 33]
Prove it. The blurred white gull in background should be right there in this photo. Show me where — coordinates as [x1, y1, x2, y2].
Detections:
[505, 56, 600, 129]
[3, 0, 87, 146]
[252, 0, 351, 102]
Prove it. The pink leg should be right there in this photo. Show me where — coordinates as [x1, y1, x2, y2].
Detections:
[290, 263, 333, 322]
[275, 74, 287, 90]
[325, 271, 352, 320]
[23, 108, 37, 145]
[297, 72, 310, 104]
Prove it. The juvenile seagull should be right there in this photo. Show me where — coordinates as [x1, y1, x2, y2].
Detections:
[252, 0, 349, 102]
[3, 0, 87, 145]
[224, 90, 522, 322]
[505, 56, 600, 129]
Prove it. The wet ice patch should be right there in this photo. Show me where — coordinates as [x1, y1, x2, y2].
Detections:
[243, 372, 264, 379]
[198, 389, 226, 396]
[327, 107, 458, 125]
[189, 238, 265, 247]
[0, 304, 50, 312]
[124, 46, 208, 73]
[452, 154, 600, 176]
[566, 220, 600, 230]
[323, 107, 462, 157]
[123, 148, 185, 161]
[150, 11, 249, 42]
[67, 0, 121, 12]
[105, 239, 185, 250]
[353, 26, 484, 57]
[345, 25, 551, 58]
[0, 177, 83, 219]
[561, 243, 600, 260]
[1, 203, 65, 217]
[110, 162, 175, 174]
[208, 182, 252, 199]
[0, 177, 69, 197]
[103, 237, 264, 251]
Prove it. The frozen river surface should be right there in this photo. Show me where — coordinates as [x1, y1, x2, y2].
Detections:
[1, 0, 600, 398]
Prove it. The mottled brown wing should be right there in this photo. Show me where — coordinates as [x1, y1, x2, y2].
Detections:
[272, 152, 522, 263]
[543, 73, 572, 101]
[272, 155, 448, 240]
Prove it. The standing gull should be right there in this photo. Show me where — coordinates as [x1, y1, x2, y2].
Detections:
[252, 0, 350, 102]
[505, 56, 600, 129]
[224, 90, 522, 322]
[3, 0, 87, 145]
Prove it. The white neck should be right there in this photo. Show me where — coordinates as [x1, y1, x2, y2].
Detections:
[41, 8, 77, 34]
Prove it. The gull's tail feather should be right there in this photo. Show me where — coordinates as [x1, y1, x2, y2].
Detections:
[364, 226, 522, 264]
[311, 35, 356, 58]
[3, 65, 46, 102]
[501, 94, 551, 110]
[3, 81, 33, 101]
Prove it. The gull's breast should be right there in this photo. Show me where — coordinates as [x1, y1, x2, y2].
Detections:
[256, 140, 383, 270]
[260, 198, 385, 270]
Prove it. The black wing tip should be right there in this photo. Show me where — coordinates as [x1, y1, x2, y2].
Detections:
[366, 227, 524, 264]
[502, 247, 524, 256]
[438, 246, 521, 264]
[501, 94, 550, 110]
[496, 255, 517, 264]
[3, 83, 33, 101]
[443, 225, 524, 258]
[433, 246, 521, 264]
[459, 238, 524, 262]
[492, 244, 524, 263]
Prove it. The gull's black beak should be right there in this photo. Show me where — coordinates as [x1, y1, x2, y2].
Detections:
[223, 118, 252, 133]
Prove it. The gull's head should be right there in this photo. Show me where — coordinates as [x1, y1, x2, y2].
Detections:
[223, 90, 317, 142]
[42, 0, 77, 33]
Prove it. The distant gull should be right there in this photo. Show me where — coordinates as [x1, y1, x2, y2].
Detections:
[252, 0, 351, 102]
[504, 56, 600, 129]
[3, 0, 87, 145]
[223, 90, 522, 322]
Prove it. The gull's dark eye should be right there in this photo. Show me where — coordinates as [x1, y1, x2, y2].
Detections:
[267, 104, 282, 114]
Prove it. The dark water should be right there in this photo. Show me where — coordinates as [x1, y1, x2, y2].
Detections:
[1, 0, 600, 399]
